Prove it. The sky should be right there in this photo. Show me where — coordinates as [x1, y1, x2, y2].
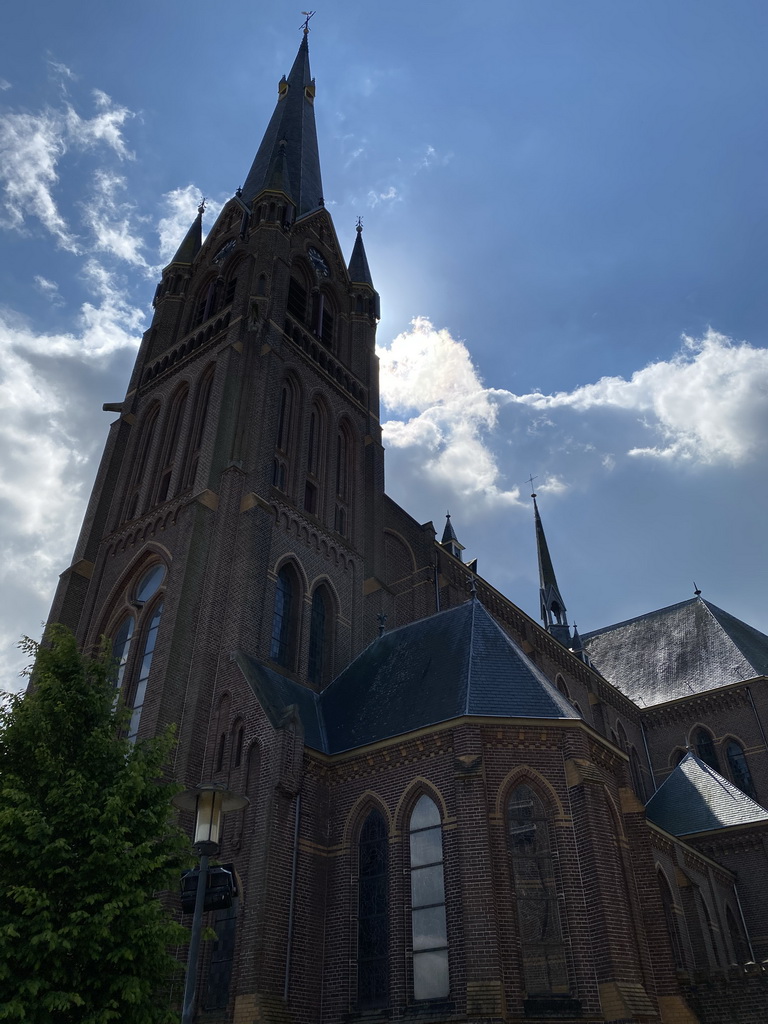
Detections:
[1, 1, 767, 688]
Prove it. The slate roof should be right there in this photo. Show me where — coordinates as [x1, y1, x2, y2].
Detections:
[646, 753, 768, 836]
[240, 34, 324, 216]
[582, 597, 768, 706]
[235, 599, 579, 755]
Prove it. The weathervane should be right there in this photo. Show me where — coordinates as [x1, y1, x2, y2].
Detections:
[301, 10, 315, 35]
[527, 474, 537, 498]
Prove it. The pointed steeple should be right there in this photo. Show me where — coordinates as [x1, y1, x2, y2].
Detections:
[532, 492, 571, 647]
[241, 32, 323, 217]
[166, 201, 204, 268]
[441, 512, 465, 562]
[348, 220, 374, 286]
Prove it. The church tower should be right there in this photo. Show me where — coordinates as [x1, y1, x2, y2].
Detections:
[47, 27, 382, 770]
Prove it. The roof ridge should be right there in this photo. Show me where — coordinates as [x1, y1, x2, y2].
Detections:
[582, 596, 701, 639]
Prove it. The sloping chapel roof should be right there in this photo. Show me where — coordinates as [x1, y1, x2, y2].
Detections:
[645, 752, 768, 836]
[581, 596, 768, 706]
[236, 598, 579, 755]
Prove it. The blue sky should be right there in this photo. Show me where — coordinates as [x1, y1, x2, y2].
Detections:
[1, 1, 767, 685]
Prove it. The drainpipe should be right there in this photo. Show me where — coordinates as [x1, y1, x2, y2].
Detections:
[734, 883, 756, 963]
[746, 686, 768, 753]
[283, 792, 301, 1000]
[434, 563, 441, 613]
[640, 720, 658, 793]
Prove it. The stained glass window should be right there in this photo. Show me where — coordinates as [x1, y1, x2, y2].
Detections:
[409, 795, 448, 1000]
[112, 614, 134, 689]
[358, 810, 388, 1008]
[507, 784, 568, 996]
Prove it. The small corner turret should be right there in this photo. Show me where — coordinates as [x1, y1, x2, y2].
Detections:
[531, 490, 572, 648]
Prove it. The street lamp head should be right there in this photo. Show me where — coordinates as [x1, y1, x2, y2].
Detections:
[172, 782, 249, 855]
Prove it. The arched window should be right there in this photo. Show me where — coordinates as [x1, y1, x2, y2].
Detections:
[287, 275, 307, 324]
[182, 366, 215, 490]
[617, 722, 628, 752]
[694, 728, 720, 771]
[109, 562, 167, 744]
[726, 741, 757, 799]
[555, 675, 569, 700]
[657, 871, 685, 969]
[506, 784, 568, 998]
[409, 795, 449, 1001]
[629, 748, 646, 801]
[232, 723, 245, 769]
[154, 386, 188, 504]
[308, 585, 333, 687]
[304, 403, 326, 516]
[270, 564, 299, 668]
[334, 422, 353, 537]
[358, 810, 389, 1008]
[273, 381, 297, 493]
[124, 404, 160, 521]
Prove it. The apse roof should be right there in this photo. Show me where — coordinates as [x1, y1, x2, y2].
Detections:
[581, 597, 768, 706]
[236, 598, 579, 755]
[645, 753, 768, 836]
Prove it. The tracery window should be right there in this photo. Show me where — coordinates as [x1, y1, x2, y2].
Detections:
[358, 810, 389, 1008]
[409, 795, 449, 1001]
[270, 565, 298, 668]
[726, 741, 757, 800]
[506, 784, 568, 997]
[694, 728, 720, 772]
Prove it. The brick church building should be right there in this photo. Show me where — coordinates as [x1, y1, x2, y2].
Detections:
[46, 26, 768, 1024]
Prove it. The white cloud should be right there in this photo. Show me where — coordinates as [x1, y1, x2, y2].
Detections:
[378, 320, 768, 515]
[81, 169, 147, 267]
[33, 275, 64, 307]
[0, 79, 11, 92]
[378, 317, 520, 506]
[0, 90, 133, 249]
[367, 185, 400, 208]
[515, 330, 768, 463]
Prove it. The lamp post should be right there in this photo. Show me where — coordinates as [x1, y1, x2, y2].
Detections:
[172, 782, 248, 1024]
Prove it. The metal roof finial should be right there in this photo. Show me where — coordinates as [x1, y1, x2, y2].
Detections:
[527, 474, 537, 498]
[198, 197, 207, 216]
[301, 10, 315, 35]
[356, 216, 363, 233]
[693, 581, 702, 597]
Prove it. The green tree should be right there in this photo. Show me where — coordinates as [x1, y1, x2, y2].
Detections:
[0, 626, 190, 1022]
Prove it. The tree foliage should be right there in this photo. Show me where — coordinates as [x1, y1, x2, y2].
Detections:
[0, 626, 190, 1023]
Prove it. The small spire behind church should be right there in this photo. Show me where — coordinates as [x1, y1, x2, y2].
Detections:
[441, 512, 465, 562]
[531, 489, 572, 648]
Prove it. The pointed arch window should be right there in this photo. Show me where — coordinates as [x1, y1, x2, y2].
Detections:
[506, 784, 569, 998]
[358, 810, 389, 1009]
[409, 795, 449, 1001]
[109, 562, 167, 744]
[270, 565, 299, 668]
[273, 381, 297, 493]
[334, 422, 353, 537]
[124, 403, 160, 521]
[657, 871, 685, 969]
[695, 728, 720, 772]
[154, 386, 188, 504]
[304, 403, 326, 517]
[287, 276, 307, 323]
[182, 366, 215, 491]
[308, 585, 332, 687]
[726, 741, 757, 799]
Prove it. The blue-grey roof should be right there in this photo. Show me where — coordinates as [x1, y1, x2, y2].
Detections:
[646, 753, 768, 836]
[240, 34, 324, 216]
[582, 597, 768, 706]
[235, 599, 579, 755]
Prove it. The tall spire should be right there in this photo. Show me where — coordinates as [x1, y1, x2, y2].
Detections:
[240, 32, 323, 216]
[532, 492, 571, 647]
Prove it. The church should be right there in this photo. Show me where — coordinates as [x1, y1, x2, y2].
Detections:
[46, 26, 768, 1024]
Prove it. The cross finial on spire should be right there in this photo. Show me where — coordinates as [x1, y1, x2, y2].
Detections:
[301, 10, 315, 35]
[198, 197, 207, 216]
[469, 575, 477, 597]
[527, 474, 537, 498]
[356, 216, 363, 233]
